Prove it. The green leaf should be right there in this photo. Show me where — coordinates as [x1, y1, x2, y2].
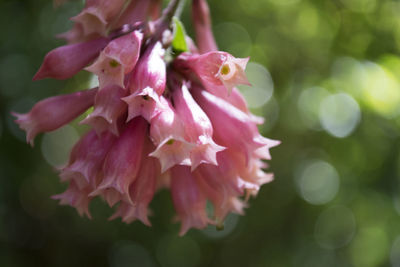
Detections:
[172, 17, 188, 55]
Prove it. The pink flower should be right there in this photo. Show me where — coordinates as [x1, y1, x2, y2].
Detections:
[80, 84, 128, 136]
[13, 88, 97, 145]
[91, 117, 148, 206]
[149, 96, 195, 172]
[171, 165, 211, 235]
[59, 130, 116, 190]
[109, 137, 159, 226]
[16, 0, 280, 235]
[85, 31, 143, 89]
[176, 51, 251, 93]
[172, 82, 225, 170]
[71, 0, 126, 37]
[192, 88, 279, 163]
[123, 42, 167, 122]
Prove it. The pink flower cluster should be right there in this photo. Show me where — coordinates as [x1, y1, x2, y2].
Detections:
[14, 0, 279, 235]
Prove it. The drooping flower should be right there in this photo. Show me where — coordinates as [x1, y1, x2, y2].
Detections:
[13, 88, 97, 145]
[33, 37, 109, 80]
[14, 0, 279, 236]
[85, 30, 143, 89]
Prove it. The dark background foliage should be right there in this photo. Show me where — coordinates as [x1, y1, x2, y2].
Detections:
[1, 0, 400, 266]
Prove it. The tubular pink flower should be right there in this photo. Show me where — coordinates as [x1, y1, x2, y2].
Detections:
[80, 85, 128, 136]
[110, 138, 159, 226]
[193, 88, 277, 163]
[195, 163, 244, 223]
[13, 88, 98, 145]
[176, 51, 250, 93]
[52, 181, 93, 218]
[128, 42, 166, 95]
[172, 82, 225, 170]
[91, 117, 147, 206]
[123, 42, 166, 122]
[60, 130, 116, 190]
[171, 165, 211, 235]
[33, 37, 109, 80]
[86, 31, 143, 89]
[56, 23, 86, 44]
[148, 97, 195, 172]
[114, 0, 151, 28]
[192, 0, 217, 53]
[71, 0, 126, 36]
[16, 0, 280, 235]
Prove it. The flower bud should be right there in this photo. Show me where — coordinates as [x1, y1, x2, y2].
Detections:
[33, 37, 109, 80]
[13, 88, 98, 145]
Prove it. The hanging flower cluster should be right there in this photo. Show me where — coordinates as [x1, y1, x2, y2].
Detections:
[13, 0, 279, 235]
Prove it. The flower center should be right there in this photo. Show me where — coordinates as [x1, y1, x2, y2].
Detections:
[166, 139, 175, 145]
[220, 64, 230, 75]
[109, 59, 120, 68]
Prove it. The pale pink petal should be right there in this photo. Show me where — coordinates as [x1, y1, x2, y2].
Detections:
[149, 137, 195, 173]
[122, 86, 164, 122]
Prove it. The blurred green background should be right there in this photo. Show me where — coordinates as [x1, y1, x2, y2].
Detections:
[1, 0, 400, 266]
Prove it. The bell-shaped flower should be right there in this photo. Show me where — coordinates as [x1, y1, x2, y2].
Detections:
[56, 23, 86, 44]
[114, 0, 151, 28]
[60, 130, 116, 190]
[176, 51, 250, 93]
[192, 0, 217, 53]
[13, 88, 97, 145]
[33, 37, 109, 80]
[171, 165, 211, 235]
[90, 117, 147, 206]
[193, 89, 274, 163]
[149, 96, 195, 172]
[123, 42, 166, 122]
[80, 85, 128, 136]
[85, 31, 143, 89]
[52, 180, 93, 218]
[71, 0, 126, 36]
[172, 82, 225, 170]
[110, 138, 159, 226]
[195, 162, 244, 224]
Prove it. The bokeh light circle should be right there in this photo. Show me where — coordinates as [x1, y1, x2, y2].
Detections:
[314, 205, 356, 249]
[296, 160, 340, 205]
[41, 125, 79, 167]
[156, 235, 201, 267]
[319, 93, 361, 138]
[237, 62, 274, 108]
[108, 240, 156, 267]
